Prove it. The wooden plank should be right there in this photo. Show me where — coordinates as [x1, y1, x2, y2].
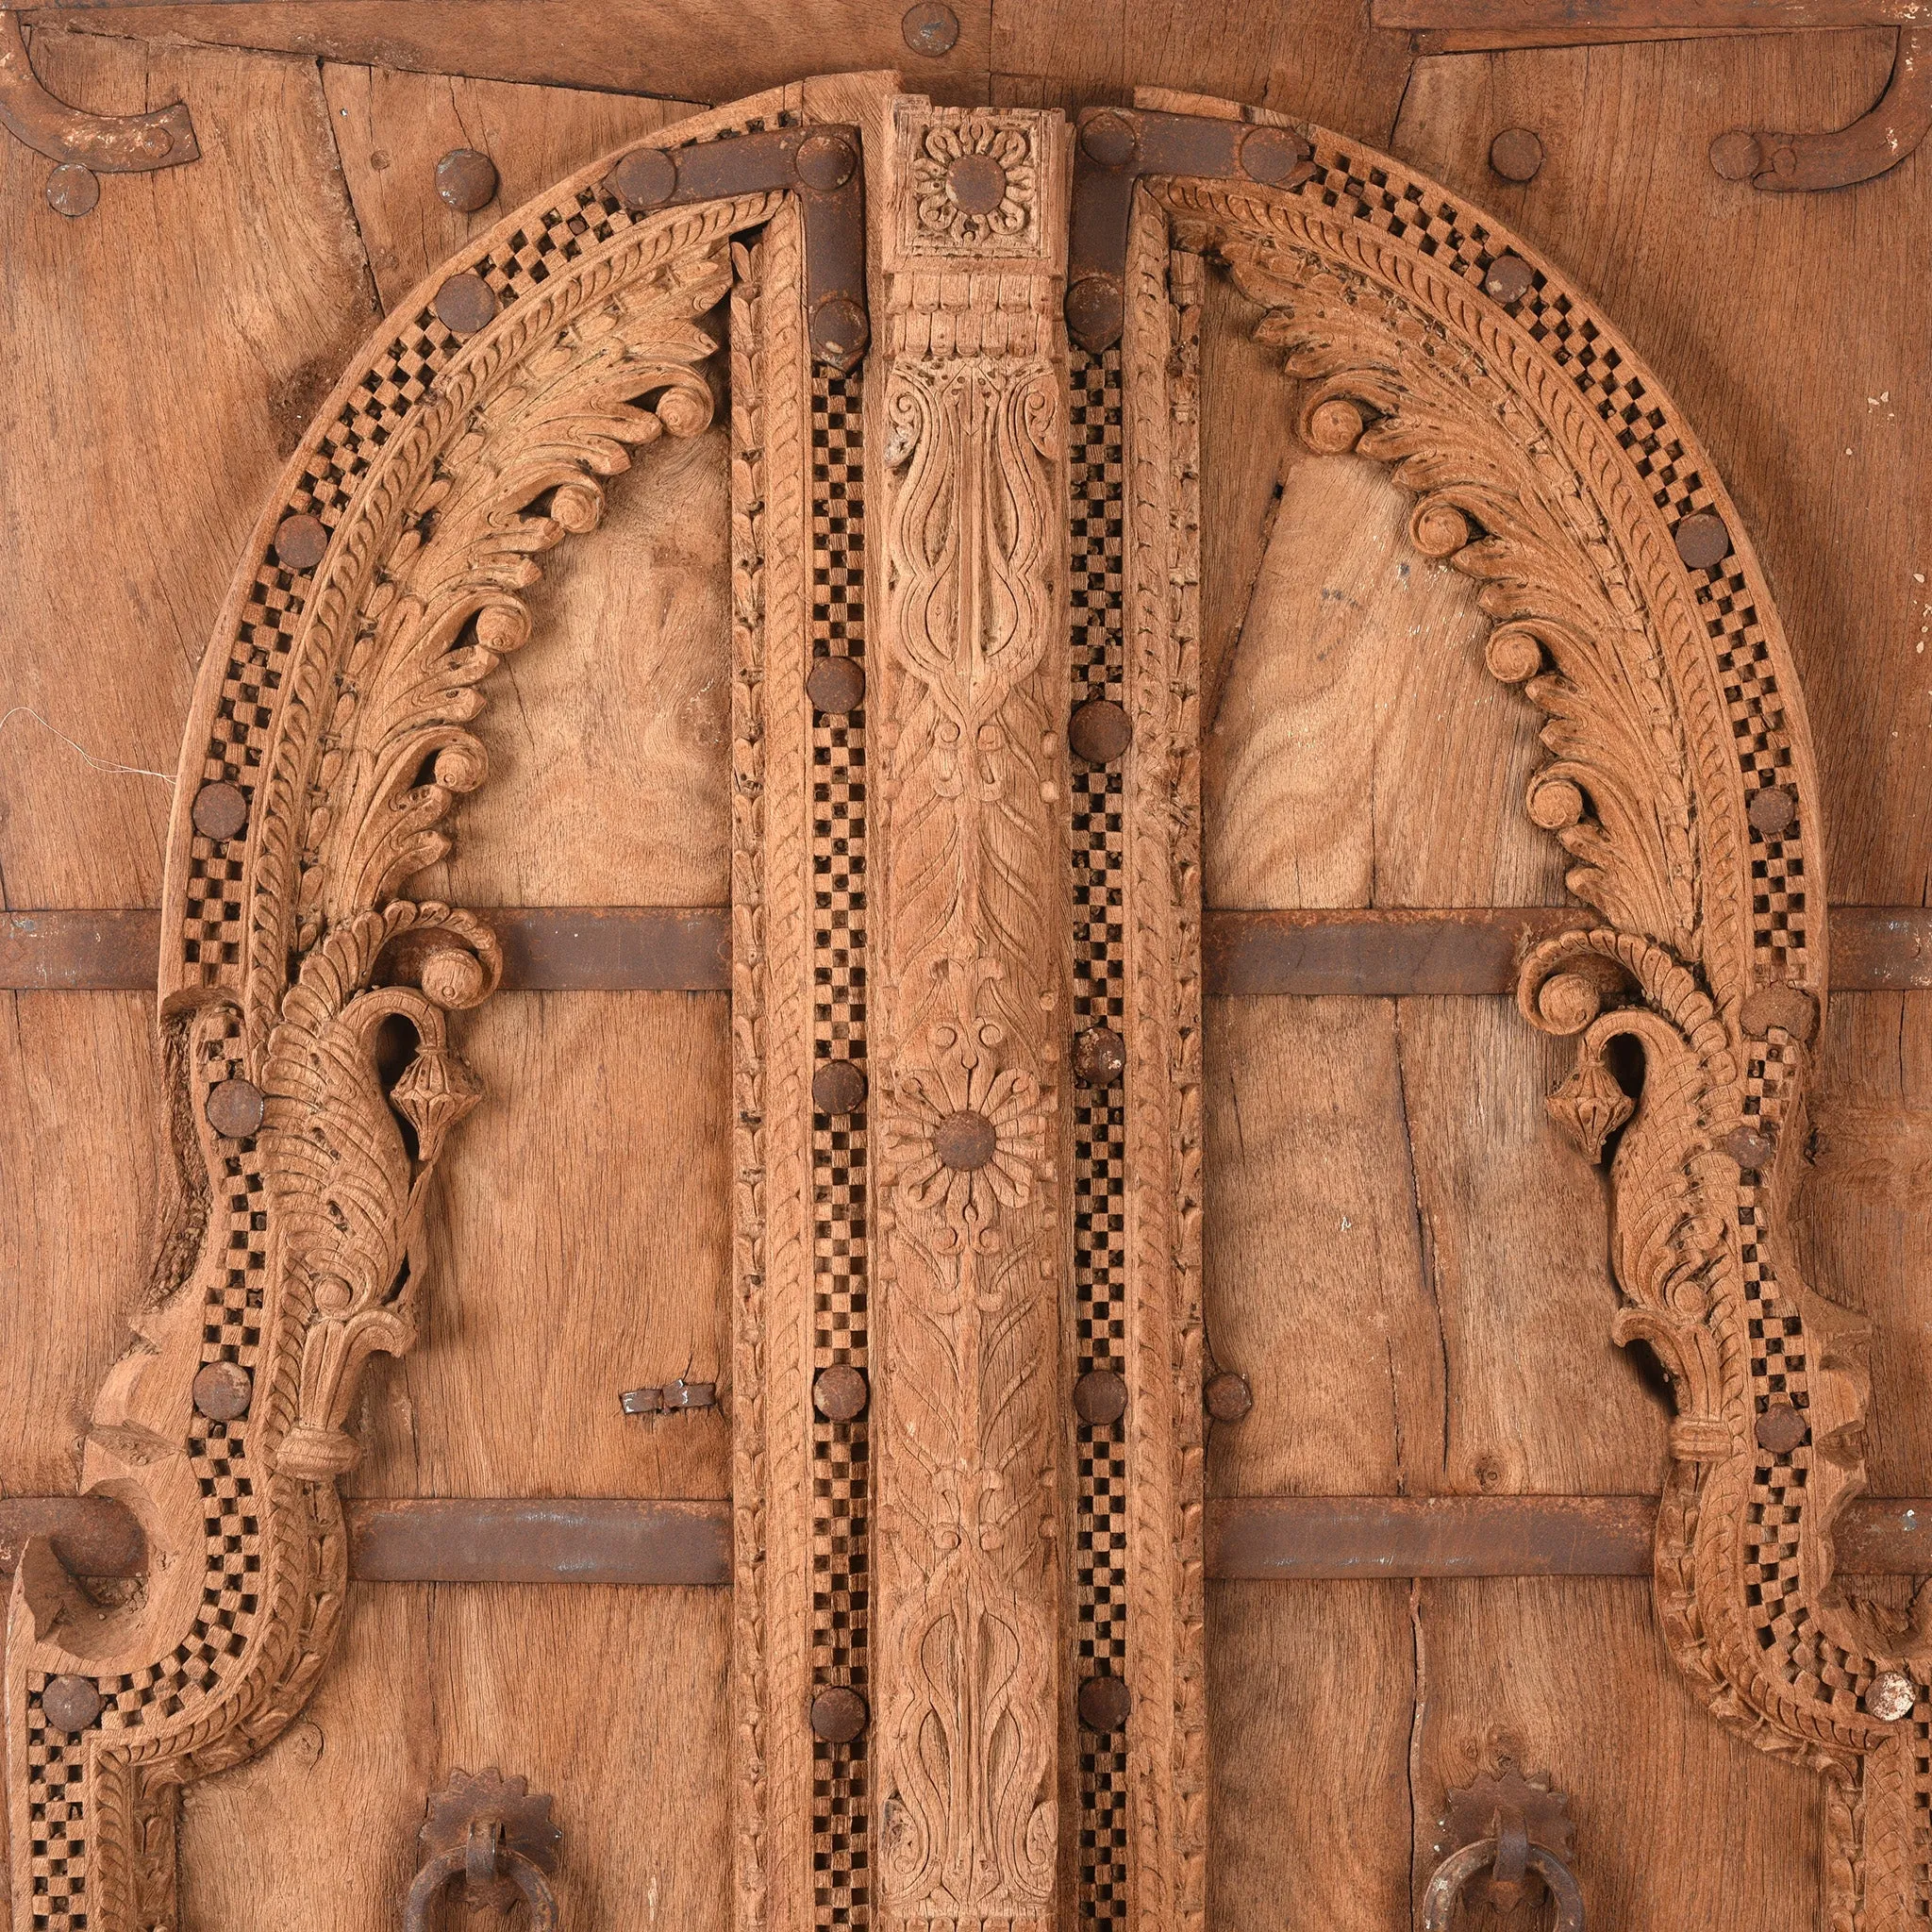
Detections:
[178, 1581, 731, 1932]
[991, 0, 1415, 144]
[348, 992, 734, 1504]
[345, 1497, 730, 1585]
[1375, 0, 1919, 27]
[1411, 1578, 1822, 1927]
[37, 1, 992, 105]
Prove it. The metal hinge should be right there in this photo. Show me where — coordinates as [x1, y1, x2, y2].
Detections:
[619, 1377, 718, 1416]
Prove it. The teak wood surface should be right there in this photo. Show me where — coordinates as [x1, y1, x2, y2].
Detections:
[1, 8, 1928, 1931]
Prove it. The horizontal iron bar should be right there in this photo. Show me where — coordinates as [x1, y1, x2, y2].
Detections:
[8, 906, 1932, 995]
[8, 1493, 1931, 1584]
[1371, 0, 1921, 28]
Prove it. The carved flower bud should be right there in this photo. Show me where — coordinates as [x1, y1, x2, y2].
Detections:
[1547, 1048, 1634, 1164]
[391, 1044, 483, 1164]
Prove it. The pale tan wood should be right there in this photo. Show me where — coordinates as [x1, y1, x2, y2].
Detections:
[991, 0, 1415, 143]
[1207, 1580, 1415, 1932]
[321, 65, 706, 312]
[349, 991, 732, 1503]
[0, 28, 374, 910]
[43, 1, 991, 106]
[1413, 1578, 1824, 1929]
[0, 996, 159, 1497]
[177, 1581, 730, 1932]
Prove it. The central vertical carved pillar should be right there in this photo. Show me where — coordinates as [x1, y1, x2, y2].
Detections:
[867, 98, 1073, 1932]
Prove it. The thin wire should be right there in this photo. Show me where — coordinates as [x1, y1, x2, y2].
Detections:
[0, 706, 174, 787]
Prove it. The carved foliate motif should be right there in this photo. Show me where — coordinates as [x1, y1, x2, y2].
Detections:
[1150, 111, 1925, 1919]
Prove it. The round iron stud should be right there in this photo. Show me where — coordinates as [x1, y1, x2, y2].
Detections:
[811, 1687, 870, 1742]
[1071, 1026, 1126, 1089]
[1077, 1674, 1131, 1732]
[435, 147, 498, 212]
[1488, 127, 1545, 182]
[433, 270, 498, 335]
[812, 1058, 868, 1116]
[1674, 510, 1733, 572]
[795, 132, 858, 193]
[1754, 1401, 1808, 1456]
[806, 654, 866, 716]
[1240, 125, 1311, 187]
[42, 1676, 104, 1733]
[1065, 274, 1125, 352]
[192, 1360, 254, 1423]
[934, 1110, 998, 1173]
[1483, 254, 1536, 306]
[1074, 1370, 1128, 1426]
[610, 146, 677, 210]
[813, 1364, 870, 1423]
[45, 163, 100, 219]
[205, 1077, 266, 1141]
[901, 1, 961, 56]
[273, 512, 329, 572]
[1205, 1371, 1254, 1424]
[1866, 1670, 1917, 1723]
[1069, 698, 1133, 765]
[192, 780, 250, 842]
[1081, 111, 1139, 169]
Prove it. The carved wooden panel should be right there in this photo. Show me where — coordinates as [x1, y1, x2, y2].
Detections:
[5, 52, 1914, 1932]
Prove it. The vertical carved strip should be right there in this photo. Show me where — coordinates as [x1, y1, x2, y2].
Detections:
[808, 360, 872, 1929]
[733, 200, 818, 1932]
[868, 100, 1072, 1932]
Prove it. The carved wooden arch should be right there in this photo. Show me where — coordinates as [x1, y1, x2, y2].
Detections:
[0, 77, 838, 1932]
[1130, 93, 1926, 1920]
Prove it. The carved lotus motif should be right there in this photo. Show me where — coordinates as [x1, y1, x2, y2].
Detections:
[908, 112, 1039, 252]
[886, 1045, 1048, 1239]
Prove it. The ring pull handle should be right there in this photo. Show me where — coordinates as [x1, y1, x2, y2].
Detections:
[406, 1767, 563, 1929]
[1422, 1837, 1584, 1931]
[1426, 1757, 1583, 1930]
[404, 1841, 558, 1931]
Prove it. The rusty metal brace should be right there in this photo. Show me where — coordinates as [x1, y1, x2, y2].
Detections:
[601, 122, 868, 372]
[1065, 106, 1317, 352]
[0, 9, 198, 216]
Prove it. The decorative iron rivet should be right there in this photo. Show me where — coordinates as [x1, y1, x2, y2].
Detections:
[1483, 254, 1536, 306]
[1205, 1371, 1254, 1423]
[1865, 1669, 1916, 1723]
[794, 131, 858, 193]
[610, 145, 678, 210]
[934, 1109, 998, 1172]
[1071, 1026, 1126, 1089]
[1489, 127, 1544, 182]
[192, 1360, 254, 1423]
[1239, 125, 1311, 188]
[901, 0, 960, 56]
[1077, 1673, 1131, 1732]
[1725, 1124, 1775, 1171]
[947, 152, 1007, 216]
[41, 1675, 104, 1733]
[812, 1058, 867, 1115]
[273, 512, 329, 572]
[811, 1686, 869, 1742]
[1674, 509, 1733, 572]
[45, 162, 100, 219]
[810, 294, 870, 372]
[1709, 129, 1764, 181]
[433, 270, 498, 335]
[205, 1077, 266, 1141]
[435, 146, 498, 212]
[806, 653, 865, 715]
[1755, 1400, 1808, 1455]
[1069, 698, 1133, 765]
[814, 1364, 869, 1423]
[1065, 274, 1126, 353]
[192, 780, 249, 842]
[1074, 1369, 1128, 1426]
[1081, 111, 1139, 169]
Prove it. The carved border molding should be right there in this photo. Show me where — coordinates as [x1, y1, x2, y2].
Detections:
[1138, 97, 1927, 1922]
[3, 83, 823, 1932]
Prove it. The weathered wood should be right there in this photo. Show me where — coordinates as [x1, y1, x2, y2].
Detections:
[34, 0, 991, 104]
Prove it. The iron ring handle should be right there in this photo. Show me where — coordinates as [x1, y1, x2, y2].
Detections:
[1422, 1837, 1584, 1931]
[403, 1840, 558, 1931]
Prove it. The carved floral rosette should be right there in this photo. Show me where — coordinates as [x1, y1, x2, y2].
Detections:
[2, 87, 810, 1932]
[1144, 113, 1928, 1919]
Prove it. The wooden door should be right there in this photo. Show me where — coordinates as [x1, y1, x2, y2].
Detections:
[4, 10, 1928, 1931]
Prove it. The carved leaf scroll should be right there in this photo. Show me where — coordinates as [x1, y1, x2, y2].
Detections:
[1152, 123, 1928, 1921]
[5, 88, 798, 1930]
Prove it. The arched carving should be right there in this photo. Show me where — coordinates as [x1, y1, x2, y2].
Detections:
[3, 85, 801, 1932]
[1148, 126, 1928, 1918]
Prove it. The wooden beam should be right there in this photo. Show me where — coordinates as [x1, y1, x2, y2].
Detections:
[8, 1492, 1929, 1583]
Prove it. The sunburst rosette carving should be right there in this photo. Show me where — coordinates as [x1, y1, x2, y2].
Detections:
[903, 108, 1041, 256]
[881, 1024, 1051, 1252]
